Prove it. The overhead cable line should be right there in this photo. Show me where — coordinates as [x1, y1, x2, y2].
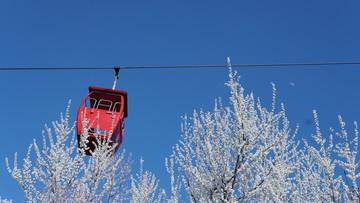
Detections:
[0, 62, 360, 71]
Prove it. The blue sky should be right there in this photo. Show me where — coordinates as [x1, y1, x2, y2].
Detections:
[1, 0, 360, 201]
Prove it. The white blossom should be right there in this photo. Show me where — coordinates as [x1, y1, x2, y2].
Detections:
[168, 61, 360, 202]
[130, 158, 164, 203]
[6, 101, 132, 202]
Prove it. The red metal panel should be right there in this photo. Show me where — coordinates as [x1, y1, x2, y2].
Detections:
[111, 117, 124, 153]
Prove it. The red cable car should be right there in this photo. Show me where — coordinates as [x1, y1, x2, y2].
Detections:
[76, 86, 128, 155]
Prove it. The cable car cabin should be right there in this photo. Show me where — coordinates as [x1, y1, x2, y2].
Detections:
[76, 87, 128, 155]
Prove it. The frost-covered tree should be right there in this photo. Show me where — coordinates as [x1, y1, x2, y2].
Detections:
[130, 159, 164, 202]
[295, 112, 360, 202]
[6, 103, 132, 202]
[0, 197, 12, 203]
[168, 58, 360, 202]
[170, 59, 301, 202]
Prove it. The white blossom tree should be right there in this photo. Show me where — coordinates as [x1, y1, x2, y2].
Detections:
[0, 197, 12, 203]
[170, 60, 301, 202]
[6, 102, 132, 202]
[130, 159, 164, 202]
[168, 59, 360, 202]
[295, 112, 360, 202]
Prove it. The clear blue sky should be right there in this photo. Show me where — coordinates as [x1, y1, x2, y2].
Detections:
[1, 0, 360, 201]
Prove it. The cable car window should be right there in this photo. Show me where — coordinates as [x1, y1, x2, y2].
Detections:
[83, 98, 97, 108]
[97, 99, 113, 111]
[113, 102, 121, 112]
[89, 98, 97, 108]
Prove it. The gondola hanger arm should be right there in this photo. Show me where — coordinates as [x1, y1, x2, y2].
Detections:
[112, 68, 120, 90]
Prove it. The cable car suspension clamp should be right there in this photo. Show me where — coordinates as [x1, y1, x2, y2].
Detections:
[112, 67, 120, 90]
